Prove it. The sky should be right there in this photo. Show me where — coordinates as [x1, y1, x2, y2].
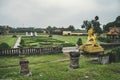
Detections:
[0, 0, 119, 29]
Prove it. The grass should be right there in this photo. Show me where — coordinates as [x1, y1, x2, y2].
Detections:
[0, 54, 120, 80]
[53, 35, 87, 44]
[0, 35, 17, 48]
[22, 36, 75, 47]
[0, 35, 120, 80]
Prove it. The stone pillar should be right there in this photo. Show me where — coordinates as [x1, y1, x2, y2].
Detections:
[19, 59, 29, 74]
[68, 52, 80, 69]
[98, 54, 109, 64]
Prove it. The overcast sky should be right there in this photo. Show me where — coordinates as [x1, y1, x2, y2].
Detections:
[0, 0, 119, 29]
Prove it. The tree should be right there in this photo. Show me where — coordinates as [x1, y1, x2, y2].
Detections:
[46, 26, 52, 34]
[103, 16, 120, 32]
[67, 25, 75, 31]
[81, 16, 103, 34]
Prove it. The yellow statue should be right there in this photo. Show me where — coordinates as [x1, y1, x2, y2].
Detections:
[80, 26, 104, 53]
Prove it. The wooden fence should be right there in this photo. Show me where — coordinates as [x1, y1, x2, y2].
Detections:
[0, 46, 62, 56]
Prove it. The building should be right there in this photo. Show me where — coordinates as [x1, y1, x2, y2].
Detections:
[62, 31, 87, 36]
[106, 27, 120, 39]
[62, 31, 72, 35]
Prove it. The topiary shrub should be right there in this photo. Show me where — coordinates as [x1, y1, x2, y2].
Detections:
[0, 43, 11, 49]
[20, 39, 25, 47]
[76, 38, 82, 46]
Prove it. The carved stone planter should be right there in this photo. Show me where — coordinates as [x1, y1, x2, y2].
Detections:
[19, 59, 29, 74]
[68, 52, 80, 69]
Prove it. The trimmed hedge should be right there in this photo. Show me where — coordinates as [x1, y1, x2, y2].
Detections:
[0, 43, 11, 49]
[76, 38, 82, 46]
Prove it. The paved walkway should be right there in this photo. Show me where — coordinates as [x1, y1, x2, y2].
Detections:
[62, 47, 79, 53]
[13, 36, 21, 48]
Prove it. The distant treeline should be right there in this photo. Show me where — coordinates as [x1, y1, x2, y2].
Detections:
[0, 25, 85, 35]
[0, 16, 120, 35]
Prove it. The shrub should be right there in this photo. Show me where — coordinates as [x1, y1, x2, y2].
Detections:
[105, 38, 111, 43]
[62, 43, 75, 47]
[109, 47, 120, 62]
[12, 34, 17, 38]
[97, 37, 105, 42]
[76, 38, 82, 46]
[0, 43, 11, 49]
[97, 37, 111, 43]
[20, 39, 25, 47]
[49, 34, 53, 37]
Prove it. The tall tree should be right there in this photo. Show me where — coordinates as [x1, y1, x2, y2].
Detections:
[103, 16, 120, 32]
[46, 26, 52, 34]
[81, 16, 103, 34]
[67, 25, 75, 31]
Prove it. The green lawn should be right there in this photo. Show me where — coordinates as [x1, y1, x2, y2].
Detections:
[0, 35, 17, 48]
[53, 35, 87, 44]
[0, 35, 120, 80]
[0, 54, 120, 80]
[22, 36, 75, 47]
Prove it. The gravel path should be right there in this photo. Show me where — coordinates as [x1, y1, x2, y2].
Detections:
[62, 47, 79, 53]
[13, 36, 21, 48]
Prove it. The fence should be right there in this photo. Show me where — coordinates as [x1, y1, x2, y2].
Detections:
[0, 46, 62, 56]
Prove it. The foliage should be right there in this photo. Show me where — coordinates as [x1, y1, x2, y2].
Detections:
[20, 39, 25, 47]
[12, 34, 17, 38]
[62, 43, 75, 47]
[0, 42, 11, 49]
[0, 35, 17, 47]
[109, 46, 120, 62]
[53, 35, 87, 44]
[22, 36, 75, 47]
[81, 16, 103, 34]
[67, 25, 75, 31]
[48, 34, 53, 37]
[103, 16, 120, 32]
[76, 38, 82, 46]
[97, 36, 111, 43]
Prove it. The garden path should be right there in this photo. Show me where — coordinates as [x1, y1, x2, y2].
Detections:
[62, 47, 79, 53]
[13, 36, 21, 48]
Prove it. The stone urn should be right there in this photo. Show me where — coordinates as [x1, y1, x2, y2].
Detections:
[69, 52, 80, 69]
[19, 59, 29, 74]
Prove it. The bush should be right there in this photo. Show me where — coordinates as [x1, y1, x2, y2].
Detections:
[12, 35, 17, 38]
[0, 43, 11, 49]
[105, 38, 111, 43]
[97, 37, 105, 42]
[109, 47, 120, 62]
[62, 43, 75, 47]
[49, 34, 53, 37]
[20, 39, 25, 47]
[97, 37, 111, 43]
[76, 38, 82, 46]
